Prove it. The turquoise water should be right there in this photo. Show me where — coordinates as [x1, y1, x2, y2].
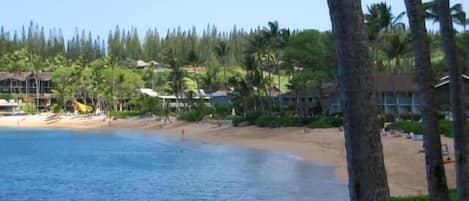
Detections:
[0, 129, 348, 201]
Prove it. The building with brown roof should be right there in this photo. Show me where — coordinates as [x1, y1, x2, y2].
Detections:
[0, 72, 54, 109]
[278, 74, 422, 115]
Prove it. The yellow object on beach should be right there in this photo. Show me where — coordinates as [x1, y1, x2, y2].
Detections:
[74, 101, 93, 113]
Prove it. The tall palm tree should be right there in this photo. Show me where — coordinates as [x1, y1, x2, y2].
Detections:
[263, 21, 290, 111]
[405, 0, 451, 201]
[437, 0, 469, 199]
[381, 31, 411, 73]
[186, 49, 202, 106]
[214, 41, 230, 87]
[327, 0, 390, 200]
[365, 2, 406, 71]
[424, 1, 469, 30]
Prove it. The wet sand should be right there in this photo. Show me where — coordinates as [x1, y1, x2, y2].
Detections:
[0, 114, 456, 196]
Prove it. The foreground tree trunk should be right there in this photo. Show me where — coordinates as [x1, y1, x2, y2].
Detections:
[437, 0, 469, 199]
[327, 1, 390, 201]
[405, 1, 450, 201]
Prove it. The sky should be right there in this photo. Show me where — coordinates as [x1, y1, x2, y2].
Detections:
[0, 0, 467, 39]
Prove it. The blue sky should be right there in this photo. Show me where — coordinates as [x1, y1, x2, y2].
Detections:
[0, 0, 467, 39]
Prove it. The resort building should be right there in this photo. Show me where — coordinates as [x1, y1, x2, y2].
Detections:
[139, 88, 211, 109]
[277, 74, 457, 116]
[0, 72, 54, 109]
[0, 99, 20, 115]
[280, 74, 469, 116]
[434, 74, 469, 107]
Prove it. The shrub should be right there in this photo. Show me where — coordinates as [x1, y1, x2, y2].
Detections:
[213, 105, 232, 119]
[438, 120, 453, 138]
[378, 117, 385, 128]
[109, 111, 142, 119]
[178, 111, 206, 122]
[391, 189, 456, 201]
[233, 114, 314, 128]
[400, 114, 421, 121]
[245, 112, 261, 125]
[232, 117, 246, 127]
[282, 116, 309, 127]
[255, 115, 280, 128]
[389, 121, 423, 134]
[0, 93, 12, 100]
[437, 113, 446, 120]
[20, 104, 38, 114]
[389, 120, 456, 137]
[384, 113, 396, 122]
[309, 116, 343, 128]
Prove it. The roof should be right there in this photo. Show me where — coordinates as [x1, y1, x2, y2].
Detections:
[136, 60, 160, 68]
[0, 99, 18, 107]
[372, 74, 418, 92]
[139, 88, 158, 97]
[280, 83, 338, 98]
[0, 72, 31, 80]
[0, 72, 53, 81]
[36, 72, 53, 81]
[435, 74, 469, 88]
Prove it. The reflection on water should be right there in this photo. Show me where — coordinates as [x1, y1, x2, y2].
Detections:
[0, 129, 348, 201]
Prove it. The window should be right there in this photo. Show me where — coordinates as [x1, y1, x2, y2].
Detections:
[398, 93, 412, 105]
[384, 92, 396, 105]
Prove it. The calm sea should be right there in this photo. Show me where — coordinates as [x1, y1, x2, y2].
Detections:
[0, 129, 348, 201]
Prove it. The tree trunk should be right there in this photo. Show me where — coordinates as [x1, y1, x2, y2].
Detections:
[278, 65, 282, 112]
[327, 1, 391, 201]
[296, 90, 300, 115]
[405, 1, 451, 201]
[222, 59, 227, 87]
[34, 75, 40, 110]
[437, 0, 469, 199]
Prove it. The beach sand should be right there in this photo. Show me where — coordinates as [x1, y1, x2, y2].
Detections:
[0, 114, 456, 196]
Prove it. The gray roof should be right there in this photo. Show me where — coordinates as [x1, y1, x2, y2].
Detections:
[0, 72, 53, 81]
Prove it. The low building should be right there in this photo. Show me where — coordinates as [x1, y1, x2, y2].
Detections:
[0, 72, 54, 109]
[434, 74, 469, 107]
[207, 90, 231, 106]
[278, 74, 422, 115]
[139, 88, 210, 109]
[0, 99, 20, 115]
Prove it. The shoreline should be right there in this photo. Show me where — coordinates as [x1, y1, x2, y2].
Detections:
[0, 114, 456, 197]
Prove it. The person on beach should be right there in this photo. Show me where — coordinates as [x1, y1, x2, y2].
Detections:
[181, 129, 185, 138]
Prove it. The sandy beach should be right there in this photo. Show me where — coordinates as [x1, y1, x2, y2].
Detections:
[0, 114, 457, 197]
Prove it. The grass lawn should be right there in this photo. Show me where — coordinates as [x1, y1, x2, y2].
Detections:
[391, 190, 457, 201]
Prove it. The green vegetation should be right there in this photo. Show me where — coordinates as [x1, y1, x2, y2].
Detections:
[389, 120, 454, 138]
[391, 189, 457, 201]
[308, 116, 343, 128]
[389, 121, 423, 134]
[232, 114, 342, 128]
[19, 103, 38, 114]
[109, 111, 142, 119]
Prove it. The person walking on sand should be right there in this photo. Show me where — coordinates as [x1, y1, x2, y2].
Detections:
[181, 129, 185, 138]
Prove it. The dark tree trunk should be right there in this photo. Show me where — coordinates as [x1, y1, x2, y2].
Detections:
[327, 1, 390, 201]
[405, 1, 450, 201]
[437, 0, 469, 199]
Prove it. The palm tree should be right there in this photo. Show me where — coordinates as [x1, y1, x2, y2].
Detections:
[424, 1, 469, 30]
[327, 0, 390, 200]
[405, 0, 451, 201]
[437, 0, 469, 199]
[246, 32, 270, 112]
[263, 21, 290, 111]
[186, 49, 202, 106]
[214, 41, 230, 86]
[365, 2, 406, 70]
[381, 31, 411, 73]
